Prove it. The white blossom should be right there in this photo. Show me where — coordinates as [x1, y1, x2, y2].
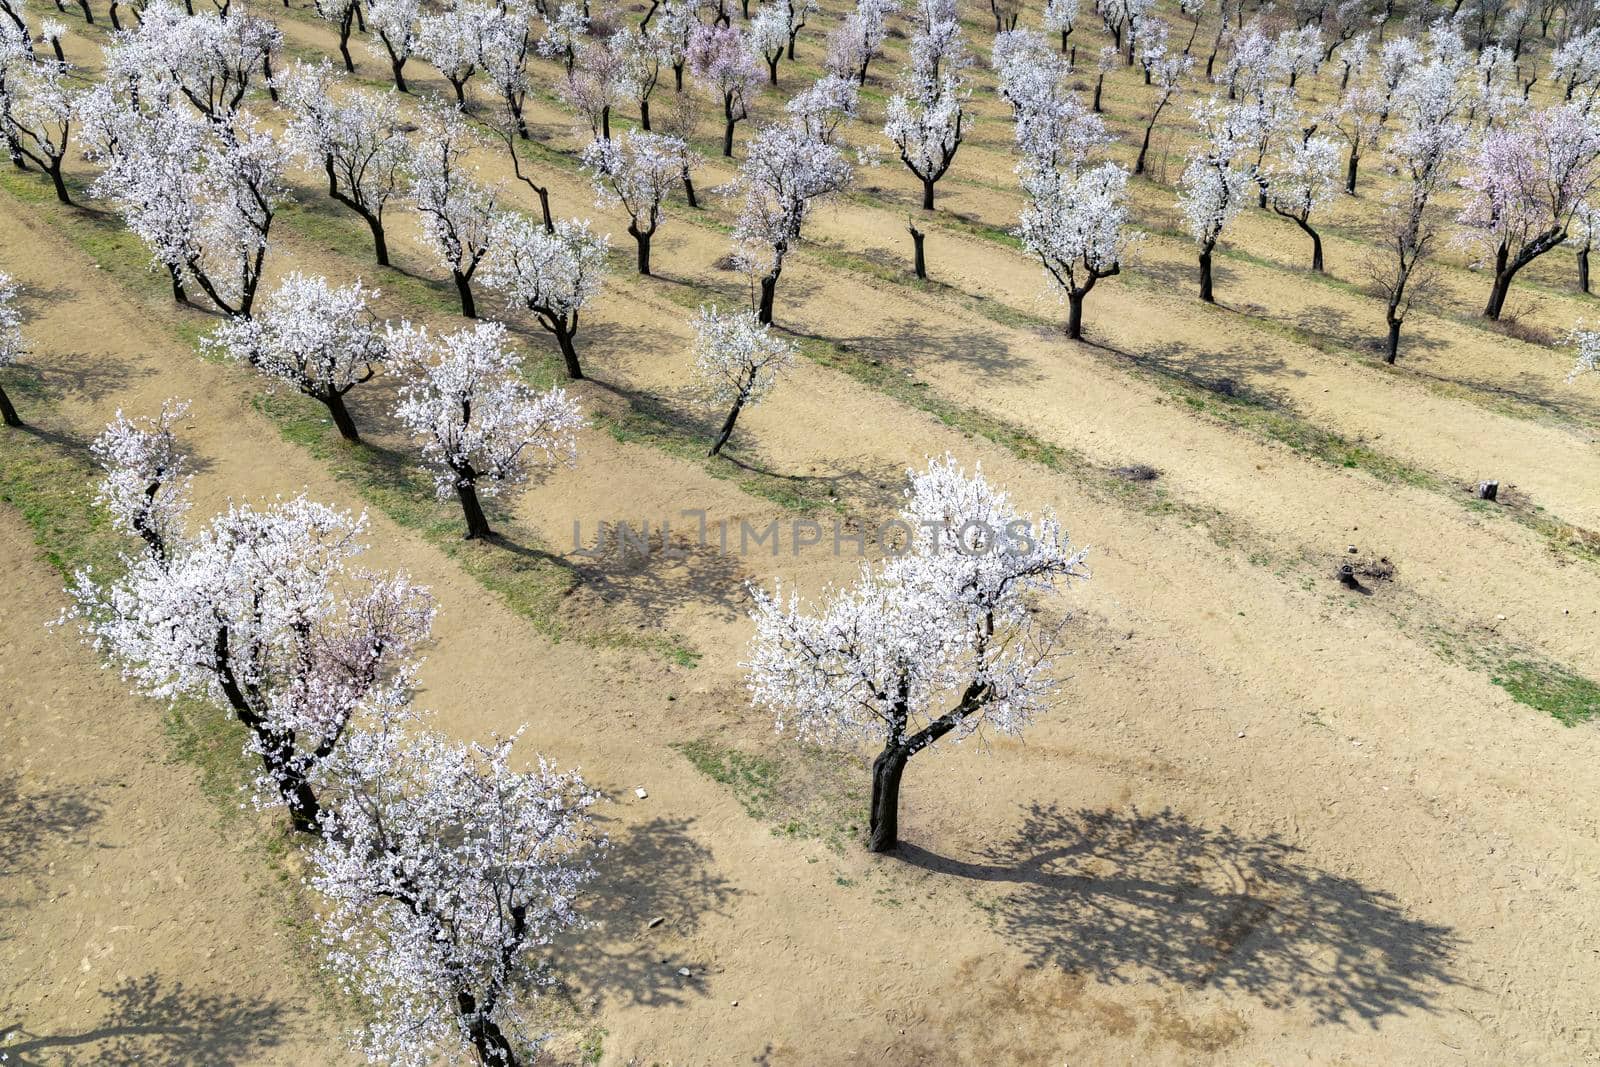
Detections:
[308, 719, 599, 1067]
[747, 456, 1088, 852]
[691, 303, 796, 454]
[389, 320, 583, 538]
[206, 273, 391, 441]
[89, 399, 193, 558]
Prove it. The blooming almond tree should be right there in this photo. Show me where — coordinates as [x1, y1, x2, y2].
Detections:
[1266, 129, 1341, 271]
[785, 73, 859, 144]
[0, 270, 24, 426]
[408, 102, 500, 319]
[1177, 97, 1257, 302]
[824, 0, 897, 85]
[886, 0, 968, 210]
[1458, 104, 1600, 320]
[1132, 24, 1193, 176]
[208, 273, 391, 443]
[748, 456, 1090, 853]
[621, 24, 667, 128]
[1017, 161, 1140, 339]
[314, 0, 362, 72]
[581, 130, 687, 274]
[0, 53, 76, 203]
[280, 63, 408, 266]
[481, 2, 535, 139]
[688, 22, 761, 156]
[724, 121, 852, 324]
[560, 32, 629, 140]
[750, 0, 789, 85]
[68, 492, 433, 834]
[111, 3, 282, 125]
[390, 320, 583, 540]
[309, 719, 598, 1067]
[418, 4, 486, 105]
[89, 399, 193, 559]
[91, 108, 288, 317]
[482, 215, 609, 379]
[1366, 38, 1472, 363]
[365, 0, 421, 91]
[996, 36, 1106, 174]
[1042, 0, 1078, 55]
[691, 304, 796, 455]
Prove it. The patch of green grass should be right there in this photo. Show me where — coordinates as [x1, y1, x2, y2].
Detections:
[1490, 660, 1600, 727]
[671, 737, 781, 818]
[576, 1026, 607, 1066]
[671, 735, 865, 848]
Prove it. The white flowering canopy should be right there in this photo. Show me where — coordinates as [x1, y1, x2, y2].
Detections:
[748, 456, 1089, 753]
[309, 719, 598, 1067]
[207, 273, 390, 399]
[89, 399, 193, 555]
[390, 320, 584, 501]
[691, 304, 797, 407]
[0, 271, 22, 369]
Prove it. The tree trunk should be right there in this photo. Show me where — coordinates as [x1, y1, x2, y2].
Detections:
[1066, 288, 1084, 339]
[459, 992, 519, 1067]
[708, 395, 744, 455]
[338, 11, 355, 71]
[757, 270, 779, 325]
[76, 0, 93, 23]
[767, 53, 779, 84]
[1384, 314, 1401, 364]
[364, 211, 389, 266]
[323, 391, 361, 443]
[640, 96, 651, 130]
[452, 269, 477, 319]
[0, 383, 21, 427]
[553, 322, 583, 379]
[1093, 73, 1104, 112]
[457, 479, 493, 539]
[534, 185, 553, 231]
[601, 104, 611, 139]
[1484, 268, 1513, 319]
[867, 744, 908, 853]
[1135, 122, 1154, 175]
[1345, 148, 1359, 194]
[631, 224, 652, 275]
[682, 169, 699, 208]
[390, 55, 408, 92]
[723, 116, 736, 157]
[1294, 218, 1323, 271]
[168, 266, 187, 304]
[909, 223, 925, 279]
[1198, 247, 1215, 303]
[1580, 244, 1591, 294]
[921, 177, 935, 211]
[46, 160, 70, 205]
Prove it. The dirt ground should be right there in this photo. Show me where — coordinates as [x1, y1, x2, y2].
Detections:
[5, 2, 1600, 1064]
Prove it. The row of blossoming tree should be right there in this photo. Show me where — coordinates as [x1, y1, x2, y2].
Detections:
[7, 0, 1600, 371]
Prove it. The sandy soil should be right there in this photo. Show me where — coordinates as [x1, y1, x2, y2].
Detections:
[4, 2, 1600, 1065]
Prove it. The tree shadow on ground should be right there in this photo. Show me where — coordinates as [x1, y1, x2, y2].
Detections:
[0, 774, 104, 916]
[897, 804, 1462, 1027]
[0, 974, 290, 1066]
[561, 815, 738, 1009]
[841, 317, 1035, 379]
[1085, 336, 1298, 411]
